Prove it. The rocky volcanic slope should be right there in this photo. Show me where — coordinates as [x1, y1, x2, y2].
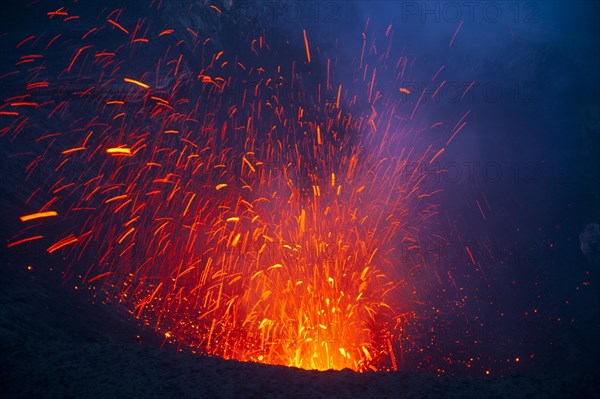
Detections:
[0, 265, 597, 399]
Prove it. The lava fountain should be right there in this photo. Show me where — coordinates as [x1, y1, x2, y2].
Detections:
[3, 2, 462, 372]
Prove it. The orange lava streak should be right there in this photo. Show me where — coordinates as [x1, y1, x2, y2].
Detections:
[107, 19, 129, 35]
[123, 78, 150, 89]
[106, 147, 132, 155]
[87, 271, 113, 284]
[47, 235, 78, 253]
[7, 235, 44, 248]
[19, 211, 58, 222]
[303, 29, 311, 63]
[67, 46, 92, 73]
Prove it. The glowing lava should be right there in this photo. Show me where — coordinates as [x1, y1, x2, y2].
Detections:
[2, 3, 461, 372]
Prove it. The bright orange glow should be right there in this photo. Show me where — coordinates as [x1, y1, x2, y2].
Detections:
[106, 147, 132, 155]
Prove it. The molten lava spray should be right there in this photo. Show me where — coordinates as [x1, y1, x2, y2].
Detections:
[3, 2, 463, 372]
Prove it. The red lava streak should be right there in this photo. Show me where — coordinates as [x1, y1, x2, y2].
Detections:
[3, 3, 469, 372]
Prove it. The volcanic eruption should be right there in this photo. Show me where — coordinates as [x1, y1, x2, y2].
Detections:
[4, 1, 462, 372]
